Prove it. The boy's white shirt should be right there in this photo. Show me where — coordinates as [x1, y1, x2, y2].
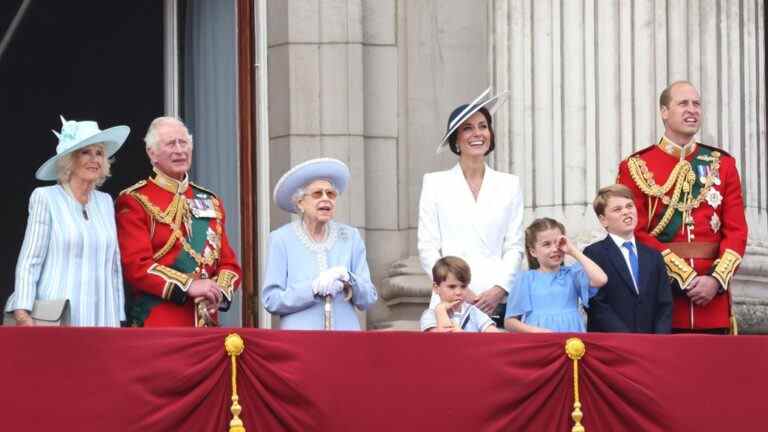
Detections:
[607, 232, 639, 293]
[426, 302, 494, 332]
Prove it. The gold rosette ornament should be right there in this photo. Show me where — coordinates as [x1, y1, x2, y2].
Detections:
[565, 337, 586, 432]
[225, 333, 246, 432]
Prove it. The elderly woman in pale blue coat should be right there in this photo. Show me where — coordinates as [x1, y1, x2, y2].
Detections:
[262, 158, 377, 330]
[4, 116, 128, 326]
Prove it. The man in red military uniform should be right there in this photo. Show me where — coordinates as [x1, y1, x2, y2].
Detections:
[116, 117, 241, 327]
[617, 81, 747, 333]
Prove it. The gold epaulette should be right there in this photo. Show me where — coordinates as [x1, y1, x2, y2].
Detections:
[119, 180, 147, 196]
[190, 182, 218, 198]
[661, 249, 697, 289]
[697, 143, 731, 157]
[712, 249, 742, 291]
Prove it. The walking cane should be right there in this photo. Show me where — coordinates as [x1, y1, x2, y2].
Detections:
[324, 295, 333, 330]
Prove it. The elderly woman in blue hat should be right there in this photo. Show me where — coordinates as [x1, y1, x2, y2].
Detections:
[4, 116, 129, 327]
[262, 158, 378, 330]
[418, 88, 525, 326]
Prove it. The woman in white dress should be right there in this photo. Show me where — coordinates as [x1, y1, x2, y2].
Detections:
[4, 116, 129, 326]
[418, 88, 525, 325]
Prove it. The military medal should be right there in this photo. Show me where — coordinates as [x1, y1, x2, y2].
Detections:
[697, 164, 710, 185]
[706, 188, 723, 209]
[188, 196, 218, 218]
[710, 213, 721, 233]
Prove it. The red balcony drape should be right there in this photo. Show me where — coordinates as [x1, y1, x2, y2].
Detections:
[1, 328, 765, 431]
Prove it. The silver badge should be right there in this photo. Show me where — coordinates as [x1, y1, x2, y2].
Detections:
[206, 226, 221, 249]
[706, 188, 723, 209]
[710, 213, 721, 233]
[712, 173, 721, 185]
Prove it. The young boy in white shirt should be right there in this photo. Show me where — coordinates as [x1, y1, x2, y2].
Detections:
[420, 256, 501, 332]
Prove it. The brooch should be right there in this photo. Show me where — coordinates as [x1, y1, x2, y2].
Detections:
[706, 188, 723, 209]
[710, 213, 721, 233]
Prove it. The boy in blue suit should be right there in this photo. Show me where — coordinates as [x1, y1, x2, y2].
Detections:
[584, 184, 672, 333]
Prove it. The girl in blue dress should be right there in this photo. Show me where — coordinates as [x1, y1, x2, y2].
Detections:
[504, 218, 607, 333]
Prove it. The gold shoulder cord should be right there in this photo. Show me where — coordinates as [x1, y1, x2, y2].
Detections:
[129, 191, 219, 267]
[626, 153, 721, 237]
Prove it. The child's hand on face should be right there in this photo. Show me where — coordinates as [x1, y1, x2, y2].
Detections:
[437, 299, 463, 313]
[556, 235, 576, 256]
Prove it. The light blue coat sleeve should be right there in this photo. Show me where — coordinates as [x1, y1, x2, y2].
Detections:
[261, 230, 318, 315]
[347, 228, 378, 310]
[6, 189, 51, 312]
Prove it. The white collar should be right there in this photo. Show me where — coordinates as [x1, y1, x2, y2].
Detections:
[608, 232, 636, 250]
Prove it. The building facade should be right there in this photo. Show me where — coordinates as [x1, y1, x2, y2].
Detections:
[262, 0, 768, 332]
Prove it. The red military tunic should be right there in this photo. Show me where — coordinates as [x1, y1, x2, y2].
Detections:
[617, 137, 747, 330]
[116, 169, 242, 327]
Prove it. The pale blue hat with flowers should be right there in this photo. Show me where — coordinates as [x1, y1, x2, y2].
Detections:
[36, 115, 130, 181]
[273, 157, 350, 213]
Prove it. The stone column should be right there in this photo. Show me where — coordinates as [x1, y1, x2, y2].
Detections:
[268, 0, 366, 230]
[491, 0, 768, 332]
[372, 0, 491, 329]
[267, 0, 367, 326]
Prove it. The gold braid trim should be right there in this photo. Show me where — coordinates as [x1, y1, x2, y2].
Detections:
[148, 264, 193, 294]
[712, 249, 742, 291]
[129, 191, 220, 267]
[627, 153, 721, 237]
[119, 180, 147, 196]
[627, 156, 686, 197]
[661, 249, 697, 289]
[216, 270, 240, 301]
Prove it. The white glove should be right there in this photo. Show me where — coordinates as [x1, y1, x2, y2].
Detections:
[311, 272, 346, 297]
[324, 280, 345, 296]
[326, 266, 350, 282]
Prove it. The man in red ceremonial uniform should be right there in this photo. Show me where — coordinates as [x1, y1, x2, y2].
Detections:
[116, 117, 242, 327]
[617, 81, 747, 333]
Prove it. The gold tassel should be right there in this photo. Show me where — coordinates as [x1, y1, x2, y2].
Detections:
[565, 337, 586, 432]
[225, 333, 246, 432]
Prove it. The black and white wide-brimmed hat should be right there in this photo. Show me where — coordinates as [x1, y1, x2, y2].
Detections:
[436, 87, 509, 154]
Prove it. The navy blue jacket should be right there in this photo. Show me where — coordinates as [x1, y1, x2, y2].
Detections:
[584, 236, 672, 333]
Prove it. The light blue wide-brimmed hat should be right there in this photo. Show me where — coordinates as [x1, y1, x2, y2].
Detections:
[36, 116, 130, 181]
[436, 86, 509, 154]
[273, 157, 350, 213]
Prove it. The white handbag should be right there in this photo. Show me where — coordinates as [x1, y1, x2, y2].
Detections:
[2, 299, 71, 326]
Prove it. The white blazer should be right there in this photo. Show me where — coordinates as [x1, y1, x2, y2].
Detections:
[418, 164, 525, 302]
